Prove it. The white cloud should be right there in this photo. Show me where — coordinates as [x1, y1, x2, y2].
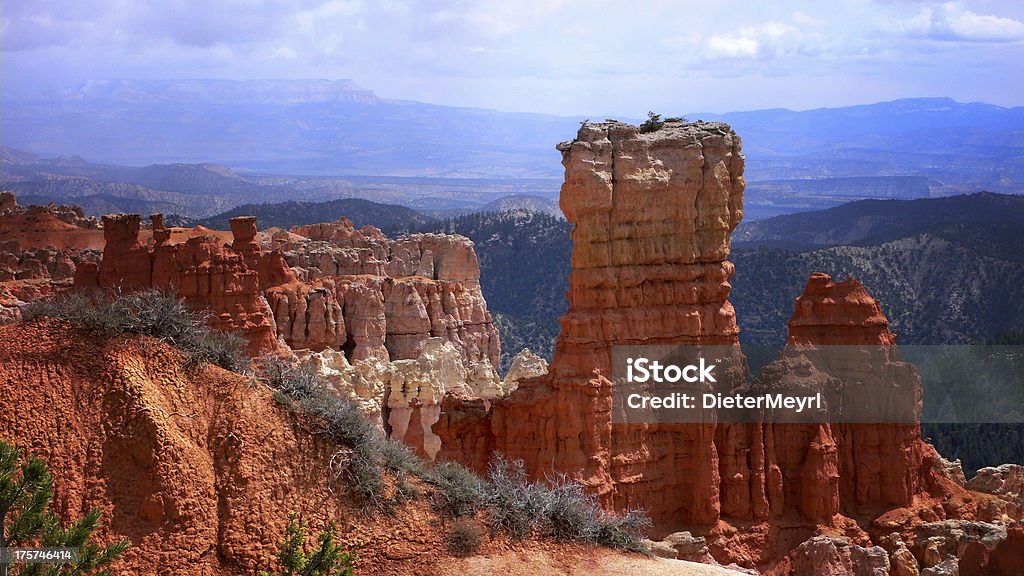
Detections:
[1, 0, 1022, 115]
[902, 2, 1024, 42]
[792, 11, 823, 27]
[706, 21, 800, 60]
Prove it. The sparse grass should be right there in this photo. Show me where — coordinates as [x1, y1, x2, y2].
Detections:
[272, 390, 294, 407]
[447, 518, 484, 556]
[484, 456, 549, 540]
[23, 289, 249, 372]
[261, 358, 651, 552]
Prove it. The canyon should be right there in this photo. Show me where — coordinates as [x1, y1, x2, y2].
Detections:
[1, 118, 1021, 574]
[430, 120, 1023, 573]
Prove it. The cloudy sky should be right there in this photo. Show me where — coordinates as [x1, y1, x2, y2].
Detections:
[2, 0, 1022, 116]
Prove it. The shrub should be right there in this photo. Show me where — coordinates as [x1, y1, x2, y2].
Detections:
[590, 508, 651, 553]
[260, 359, 652, 551]
[480, 455, 651, 552]
[377, 439, 425, 478]
[272, 390, 294, 408]
[483, 455, 548, 540]
[639, 111, 664, 133]
[260, 513, 356, 576]
[393, 473, 419, 503]
[428, 461, 486, 517]
[447, 518, 484, 556]
[23, 290, 249, 372]
[541, 475, 601, 541]
[263, 355, 329, 401]
[261, 357, 421, 508]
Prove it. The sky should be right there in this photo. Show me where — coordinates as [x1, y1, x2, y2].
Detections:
[2, 0, 1023, 116]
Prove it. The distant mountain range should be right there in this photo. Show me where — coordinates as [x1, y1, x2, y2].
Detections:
[1, 79, 577, 179]
[733, 192, 1024, 250]
[477, 195, 563, 219]
[727, 193, 1024, 347]
[3, 81, 1023, 211]
[0, 145, 560, 218]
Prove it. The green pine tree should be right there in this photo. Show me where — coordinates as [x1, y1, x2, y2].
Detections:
[260, 513, 356, 576]
[0, 440, 129, 576]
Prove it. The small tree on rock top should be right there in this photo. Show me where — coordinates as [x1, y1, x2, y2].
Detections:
[639, 111, 665, 133]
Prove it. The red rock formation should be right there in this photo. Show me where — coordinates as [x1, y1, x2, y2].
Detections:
[76, 213, 499, 364]
[78, 214, 283, 354]
[0, 240, 81, 281]
[0, 192, 100, 229]
[437, 120, 747, 527]
[0, 191, 16, 212]
[97, 214, 153, 290]
[784, 273, 926, 512]
[434, 120, 1007, 572]
[1, 319, 707, 576]
[273, 219, 500, 366]
[788, 272, 896, 347]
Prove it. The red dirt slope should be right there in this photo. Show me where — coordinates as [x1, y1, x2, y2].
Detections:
[0, 319, 736, 576]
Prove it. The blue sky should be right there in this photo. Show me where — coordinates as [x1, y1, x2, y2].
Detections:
[2, 0, 1022, 116]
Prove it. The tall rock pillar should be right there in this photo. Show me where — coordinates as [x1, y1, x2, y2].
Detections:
[486, 120, 747, 526]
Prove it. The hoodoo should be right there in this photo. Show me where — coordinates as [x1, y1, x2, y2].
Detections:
[437, 120, 749, 526]
[74, 214, 500, 365]
[433, 120, 1015, 571]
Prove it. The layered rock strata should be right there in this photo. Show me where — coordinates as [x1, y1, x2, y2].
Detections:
[0, 191, 100, 229]
[299, 340, 542, 460]
[74, 213, 501, 366]
[785, 273, 927, 513]
[433, 120, 1011, 572]
[74, 214, 285, 353]
[436, 120, 748, 526]
[269, 218, 500, 368]
[0, 241, 85, 281]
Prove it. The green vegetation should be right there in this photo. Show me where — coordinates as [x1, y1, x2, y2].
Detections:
[0, 440, 129, 576]
[481, 457, 650, 551]
[425, 456, 649, 550]
[260, 514, 356, 576]
[923, 424, 1024, 477]
[428, 462, 487, 518]
[194, 198, 436, 236]
[639, 111, 664, 133]
[23, 290, 249, 372]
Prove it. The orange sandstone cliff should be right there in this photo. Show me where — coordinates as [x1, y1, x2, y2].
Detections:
[71, 213, 500, 366]
[437, 120, 748, 524]
[432, 120, 1021, 573]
